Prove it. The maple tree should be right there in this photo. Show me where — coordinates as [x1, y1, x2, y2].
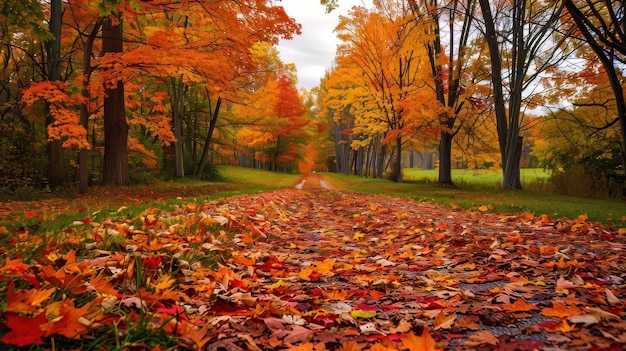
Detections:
[328, 2, 439, 182]
[235, 72, 309, 171]
[407, 0, 488, 186]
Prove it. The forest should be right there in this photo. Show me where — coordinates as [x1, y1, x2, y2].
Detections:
[0, 0, 625, 198]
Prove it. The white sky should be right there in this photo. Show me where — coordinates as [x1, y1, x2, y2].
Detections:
[276, 0, 373, 91]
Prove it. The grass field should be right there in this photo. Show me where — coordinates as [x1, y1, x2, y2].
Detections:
[402, 168, 551, 187]
[322, 169, 625, 228]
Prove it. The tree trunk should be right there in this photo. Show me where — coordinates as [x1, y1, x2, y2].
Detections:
[438, 131, 454, 186]
[45, 0, 65, 187]
[502, 136, 523, 189]
[376, 147, 387, 179]
[102, 14, 129, 185]
[392, 137, 402, 182]
[78, 19, 102, 194]
[172, 77, 185, 177]
[196, 96, 221, 179]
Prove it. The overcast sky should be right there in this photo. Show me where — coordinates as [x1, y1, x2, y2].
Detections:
[276, 0, 373, 91]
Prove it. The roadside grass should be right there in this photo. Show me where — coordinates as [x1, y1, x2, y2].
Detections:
[2, 166, 301, 233]
[402, 168, 551, 188]
[323, 171, 626, 228]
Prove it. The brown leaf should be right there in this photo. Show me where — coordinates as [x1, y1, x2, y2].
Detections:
[462, 330, 498, 347]
[284, 325, 312, 344]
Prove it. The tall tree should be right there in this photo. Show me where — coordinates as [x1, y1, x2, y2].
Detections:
[45, 0, 66, 187]
[101, 12, 128, 185]
[478, 0, 567, 189]
[408, 0, 480, 186]
[333, 3, 438, 182]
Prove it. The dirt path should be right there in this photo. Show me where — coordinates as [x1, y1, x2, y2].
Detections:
[194, 176, 626, 350]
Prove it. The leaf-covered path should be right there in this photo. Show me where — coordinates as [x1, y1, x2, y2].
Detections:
[2, 174, 626, 350]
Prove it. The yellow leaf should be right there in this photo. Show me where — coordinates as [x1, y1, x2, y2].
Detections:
[478, 205, 490, 212]
[618, 228, 626, 235]
[264, 279, 290, 290]
[353, 232, 365, 240]
[457, 262, 476, 270]
[351, 309, 377, 318]
[313, 259, 335, 275]
[153, 275, 176, 290]
[298, 267, 314, 281]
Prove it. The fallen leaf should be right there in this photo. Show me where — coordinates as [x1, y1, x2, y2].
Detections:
[462, 330, 498, 347]
[541, 301, 582, 318]
[501, 298, 539, 312]
[433, 311, 456, 330]
[544, 319, 577, 333]
[0, 312, 47, 346]
[400, 329, 442, 351]
[284, 325, 312, 344]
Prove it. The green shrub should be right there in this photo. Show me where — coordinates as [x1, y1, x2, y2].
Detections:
[550, 165, 624, 199]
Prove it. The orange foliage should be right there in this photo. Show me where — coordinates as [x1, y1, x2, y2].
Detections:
[21, 81, 89, 149]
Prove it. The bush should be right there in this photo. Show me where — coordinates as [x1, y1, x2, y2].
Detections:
[551, 165, 624, 199]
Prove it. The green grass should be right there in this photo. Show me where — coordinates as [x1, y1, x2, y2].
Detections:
[402, 168, 551, 187]
[324, 171, 626, 228]
[219, 166, 301, 190]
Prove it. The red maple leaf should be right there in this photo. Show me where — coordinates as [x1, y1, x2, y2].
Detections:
[0, 312, 47, 346]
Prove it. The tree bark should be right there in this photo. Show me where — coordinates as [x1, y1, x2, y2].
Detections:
[392, 137, 402, 182]
[438, 131, 454, 186]
[102, 14, 129, 185]
[196, 96, 221, 179]
[171, 77, 185, 177]
[78, 19, 102, 194]
[45, 0, 65, 187]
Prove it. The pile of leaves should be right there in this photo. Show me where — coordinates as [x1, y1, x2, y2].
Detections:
[1, 175, 625, 350]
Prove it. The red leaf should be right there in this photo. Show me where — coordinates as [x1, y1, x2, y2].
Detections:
[24, 210, 38, 219]
[0, 312, 47, 346]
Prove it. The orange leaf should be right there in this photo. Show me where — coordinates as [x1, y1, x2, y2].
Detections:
[433, 311, 456, 330]
[5, 282, 56, 314]
[544, 319, 577, 333]
[178, 322, 212, 350]
[541, 302, 583, 318]
[501, 298, 539, 312]
[337, 340, 366, 351]
[232, 255, 255, 266]
[369, 343, 397, 351]
[41, 299, 95, 339]
[400, 329, 442, 351]
[38, 264, 88, 295]
[89, 274, 119, 296]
